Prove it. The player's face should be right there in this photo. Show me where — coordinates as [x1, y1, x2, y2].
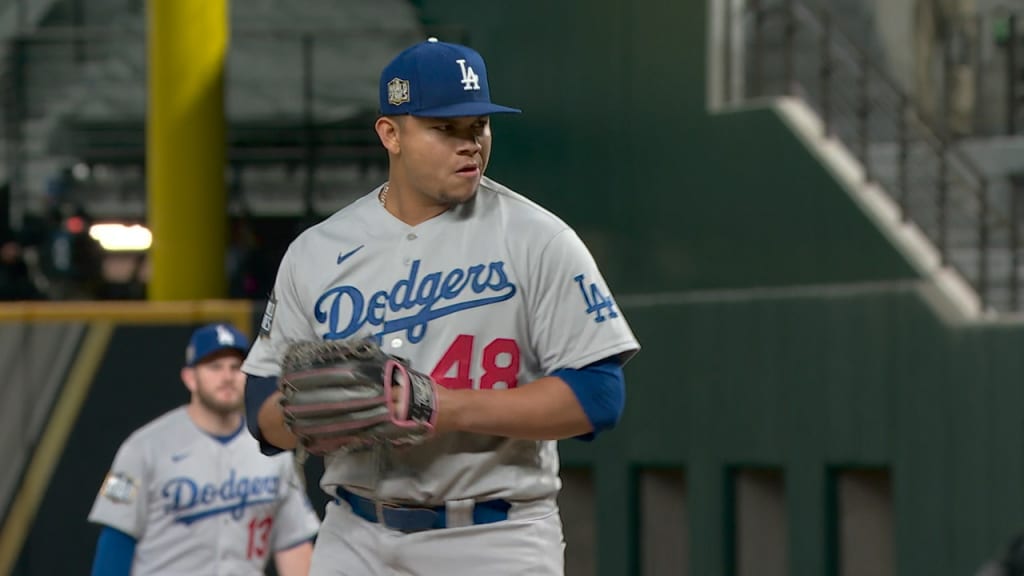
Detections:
[391, 115, 492, 205]
[185, 351, 245, 416]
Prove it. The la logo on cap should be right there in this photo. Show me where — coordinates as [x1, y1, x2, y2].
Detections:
[378, 37, 521, 117]
[457, 59, 480, 91]
[388, 77, 410, 106]
[216, 325, 235, 345]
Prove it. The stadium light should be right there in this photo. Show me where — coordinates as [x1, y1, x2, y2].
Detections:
[88, 223, 153, 251]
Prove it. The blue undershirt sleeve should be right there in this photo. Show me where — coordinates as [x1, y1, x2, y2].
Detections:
[245, 374, 286, 455]
[551, 356, 626, 441]
[91, 526, 136, 576]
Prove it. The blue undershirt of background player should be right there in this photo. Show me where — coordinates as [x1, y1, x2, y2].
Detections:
[90, 422, 309, 576]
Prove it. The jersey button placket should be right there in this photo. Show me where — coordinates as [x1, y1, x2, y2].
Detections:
[388, 230, 419, 354]
[217, 444, 231, 569]
[403, 231, 416, 266]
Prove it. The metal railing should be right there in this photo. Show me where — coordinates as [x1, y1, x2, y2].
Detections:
[725, 0, 1024, 312]
[0, 21, 467, 224]
[995, 9, 1023, 134]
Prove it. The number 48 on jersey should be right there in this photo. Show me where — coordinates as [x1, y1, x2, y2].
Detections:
[430, 335, 519, 390]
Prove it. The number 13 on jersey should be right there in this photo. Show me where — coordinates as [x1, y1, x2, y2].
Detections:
[430, 335, 520, 390]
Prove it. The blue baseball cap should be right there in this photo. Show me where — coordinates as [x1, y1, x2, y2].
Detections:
[379, 37, 521, 118]
[185, 323, 249, 367]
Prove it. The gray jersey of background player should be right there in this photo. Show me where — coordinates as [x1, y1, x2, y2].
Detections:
[243, 38, 640, 575]
[88, 323, 320, 576]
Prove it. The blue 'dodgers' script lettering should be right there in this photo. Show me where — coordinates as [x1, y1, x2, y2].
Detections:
[315, 259, 517, 343]
[162, 470, 280, 525]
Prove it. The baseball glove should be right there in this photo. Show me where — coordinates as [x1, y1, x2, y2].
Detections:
[278, 337, 439, 456]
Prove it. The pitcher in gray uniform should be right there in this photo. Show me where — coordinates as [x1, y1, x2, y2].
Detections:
[244, 38, 640, 576]
[89, 323, 320, 576]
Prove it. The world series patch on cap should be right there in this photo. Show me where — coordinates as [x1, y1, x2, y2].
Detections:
[379, 37, 521, 118]
[387, 77, 410, 106]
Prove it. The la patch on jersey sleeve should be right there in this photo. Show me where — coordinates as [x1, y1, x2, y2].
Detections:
[573, 272, 620, 324]
[528, 229, 639, 372]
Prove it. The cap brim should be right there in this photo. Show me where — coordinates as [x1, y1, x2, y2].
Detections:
[411, 101, 522, 118]
[189, 345, 247, 366]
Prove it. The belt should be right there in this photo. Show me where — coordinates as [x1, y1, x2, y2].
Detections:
[335, 486, 511, 533]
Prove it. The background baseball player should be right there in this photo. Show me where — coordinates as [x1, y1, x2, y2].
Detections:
[88, 323, 320, 576]
[243, 38, 640, 575]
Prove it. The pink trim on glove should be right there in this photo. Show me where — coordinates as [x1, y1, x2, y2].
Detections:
[383, 359, 438, 431]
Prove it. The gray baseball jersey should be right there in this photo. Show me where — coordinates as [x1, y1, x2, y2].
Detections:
[244, 176, 639, 505]
[88, 407, 320, 575]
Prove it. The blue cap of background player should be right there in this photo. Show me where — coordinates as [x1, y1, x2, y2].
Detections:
[379, 37, 521, 118]
[185, 323, 249, 367]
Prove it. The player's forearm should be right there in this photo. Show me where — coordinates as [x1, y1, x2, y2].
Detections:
[274, 542, 313, 576]
[437, 376, 592, 440]
[259, 392, 299, 450]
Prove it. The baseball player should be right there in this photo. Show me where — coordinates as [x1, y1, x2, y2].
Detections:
[88, 323, 320, 576]
[243, 38, 640, 575]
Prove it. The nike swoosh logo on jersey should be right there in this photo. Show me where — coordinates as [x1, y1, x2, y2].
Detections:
[171, 453, 189, 462]
[337, 245, 365, 265]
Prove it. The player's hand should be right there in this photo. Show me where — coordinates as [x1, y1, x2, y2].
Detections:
[391, 379, 453, 434]
[390, 385, 405, 420]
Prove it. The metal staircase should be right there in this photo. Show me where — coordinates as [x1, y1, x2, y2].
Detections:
[730, 0, 1024, 312]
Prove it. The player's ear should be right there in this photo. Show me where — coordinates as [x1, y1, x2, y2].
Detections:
[180, 366, 197, 394]
[375, 116, 401, 155]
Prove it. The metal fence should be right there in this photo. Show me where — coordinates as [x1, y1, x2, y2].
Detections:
[0, 20, 465, 224]
[724, 0, 1024, 312]
[995, 8, 1023, 135]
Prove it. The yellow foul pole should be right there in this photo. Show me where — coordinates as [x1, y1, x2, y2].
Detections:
[147, 0, 228, 299]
